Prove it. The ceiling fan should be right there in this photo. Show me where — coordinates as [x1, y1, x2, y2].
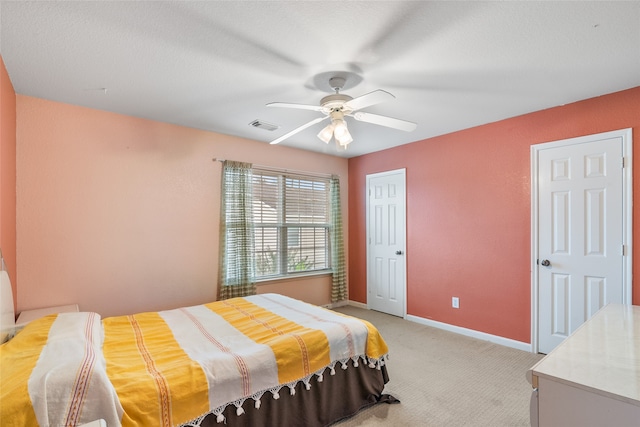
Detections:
[267, 76, 417, 148]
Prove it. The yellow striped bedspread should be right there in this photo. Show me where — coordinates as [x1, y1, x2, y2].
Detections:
[0, 293, 389, 427]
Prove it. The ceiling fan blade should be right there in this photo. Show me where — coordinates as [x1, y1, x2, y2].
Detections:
[267, 102, 323, 112]
[352, 111, 417, 132]
[344, 89, 395, 111]
[269, 116, 329, 145]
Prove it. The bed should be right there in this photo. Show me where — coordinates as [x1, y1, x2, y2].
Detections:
[0, 274, 393, 427]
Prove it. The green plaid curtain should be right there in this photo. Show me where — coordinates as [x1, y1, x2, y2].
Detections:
[330, 175, 347, 302]
[218, 161, 256, 300]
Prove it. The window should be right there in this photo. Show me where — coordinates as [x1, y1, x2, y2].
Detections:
[252, 170, 331, 279]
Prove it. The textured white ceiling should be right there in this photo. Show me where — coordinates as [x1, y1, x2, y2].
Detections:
[2, 1, 639, 158]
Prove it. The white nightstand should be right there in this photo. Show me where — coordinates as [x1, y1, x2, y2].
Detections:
[15, 304, 79, 331]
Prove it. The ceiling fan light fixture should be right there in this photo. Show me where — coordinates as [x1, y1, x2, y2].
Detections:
[317, 117, 352, 146]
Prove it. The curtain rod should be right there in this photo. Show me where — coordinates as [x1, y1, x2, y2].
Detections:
[212, 158, 335, 179]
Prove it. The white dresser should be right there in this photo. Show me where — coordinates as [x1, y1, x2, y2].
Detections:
[527, 304, 640, 426]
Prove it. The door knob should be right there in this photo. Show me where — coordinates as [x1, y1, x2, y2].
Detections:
[540, 259, 551, 267]
[395, 250, 403, 255]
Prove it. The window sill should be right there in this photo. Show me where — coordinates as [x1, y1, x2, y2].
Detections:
[256, 270, 332, 285]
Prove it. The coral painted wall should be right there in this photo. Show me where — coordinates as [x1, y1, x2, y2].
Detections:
[16, 96, 348, 317]
[348, 86, 640, 344]
[0, 55, 17, 306]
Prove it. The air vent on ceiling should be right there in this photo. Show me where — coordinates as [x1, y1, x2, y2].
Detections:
[249, 120, 279, 131]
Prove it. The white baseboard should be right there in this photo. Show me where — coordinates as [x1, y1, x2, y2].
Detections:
[406, 314, 533, 353]
[347, 300, 368, 309]
[338, 301, 532, 353]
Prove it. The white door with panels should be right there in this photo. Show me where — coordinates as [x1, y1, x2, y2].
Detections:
[366, 169, 406, 317]
[532, 129, 632, 354]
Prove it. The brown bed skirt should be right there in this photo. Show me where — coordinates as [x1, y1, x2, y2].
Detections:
[196, 364, 392, 427]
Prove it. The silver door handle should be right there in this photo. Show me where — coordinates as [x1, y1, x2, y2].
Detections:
[395, 250, 403, 255]
[540, 259, 551, 267]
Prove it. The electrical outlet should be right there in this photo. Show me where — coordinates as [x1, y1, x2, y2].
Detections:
[452, 297, 460, 309]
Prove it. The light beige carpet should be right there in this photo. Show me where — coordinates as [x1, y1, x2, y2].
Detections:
[333, 306, 543, 427]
